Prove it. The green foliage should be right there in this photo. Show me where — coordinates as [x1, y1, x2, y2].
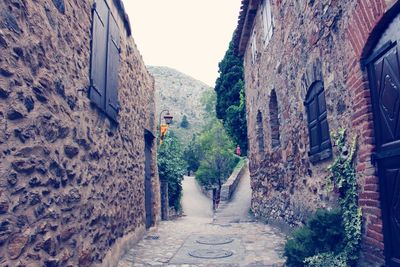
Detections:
[157, 131, 187, 211]
[284, 129, 361, 267]
[180, 115, 189, 129]
[201, 90, 217, 119]
[323, 129, 361, 265]
[184, 90, 239, 187]
[215, 39, 248, 154]
[304, 253, 347, 267]
[183, 135, 202, 172]
[224, 85, 248, 154]
[284, 209, 345, 267]
[195, 120, 239, 189]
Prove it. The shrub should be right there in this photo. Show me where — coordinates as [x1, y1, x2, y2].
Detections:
[157, 132, 187, 211]
[284, 209, 345, 267]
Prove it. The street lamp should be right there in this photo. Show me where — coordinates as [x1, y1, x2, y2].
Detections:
[159, 109, 173, 126]
[159, 110, 173, 145]
[158, 109, 173, 221]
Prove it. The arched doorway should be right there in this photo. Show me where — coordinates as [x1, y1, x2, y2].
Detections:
[365, 11, 400, 266]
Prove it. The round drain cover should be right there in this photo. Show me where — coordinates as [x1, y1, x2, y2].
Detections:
[196, 235, 234, 245]
[188, 248, 233, 259]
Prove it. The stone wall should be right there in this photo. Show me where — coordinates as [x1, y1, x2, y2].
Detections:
[220, 159, 247, 202]
[0, 0, 159, 266]
[236, 0, 398, 265]
[244, 0, 356, 228]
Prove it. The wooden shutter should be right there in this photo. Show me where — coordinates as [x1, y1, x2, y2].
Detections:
[307, 94, 320, 155]
[90, 0, 109, 110]
[318, 90, 331, 150]
[306, 82, 331, 156]
[105, 14, 120, 122]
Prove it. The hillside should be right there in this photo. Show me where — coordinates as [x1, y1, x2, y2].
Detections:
[148, 66, 213, 146]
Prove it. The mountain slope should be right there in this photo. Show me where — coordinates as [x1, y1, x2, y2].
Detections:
[148, 66, 213, 146]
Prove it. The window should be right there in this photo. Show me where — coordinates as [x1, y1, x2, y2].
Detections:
[261, 0, 273, 46]
[256, 110, 264, 153]
[305, 81, 332, 162]
[250, 30, 257, 64]
[90, 0, 121, 122]
[269, 90, 280, 148]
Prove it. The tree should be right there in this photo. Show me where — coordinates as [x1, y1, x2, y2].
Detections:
[184, 88, 239, 193]
[195, 121, 239, 192]
[224, 82, 248, 153]
[157, 131, 187, 211]
[214, 39, 248, 154]
[201, 90, 217, 118]
[180, 115, 189, 128]
[183, 135, 202, 173]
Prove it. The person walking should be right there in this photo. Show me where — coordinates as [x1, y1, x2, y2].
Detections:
[235, 145, 241, 156]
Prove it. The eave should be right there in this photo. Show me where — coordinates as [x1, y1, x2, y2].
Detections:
[234, 0, 261, 56]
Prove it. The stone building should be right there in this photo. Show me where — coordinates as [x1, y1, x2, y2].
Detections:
[0, 0, 159, 266]
[235, 0, 400, 265]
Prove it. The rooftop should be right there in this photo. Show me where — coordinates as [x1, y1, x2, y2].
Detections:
[233, 0, 260, 56]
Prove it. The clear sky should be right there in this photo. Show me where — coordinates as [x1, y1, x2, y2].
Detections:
[122, 0, 242, 87]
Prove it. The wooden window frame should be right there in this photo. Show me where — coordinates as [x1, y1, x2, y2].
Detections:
[304, 81, 332, 163]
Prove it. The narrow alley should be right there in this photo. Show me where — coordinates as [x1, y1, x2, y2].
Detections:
[117, 165, 286, 267]
[1, 0, 399, 266]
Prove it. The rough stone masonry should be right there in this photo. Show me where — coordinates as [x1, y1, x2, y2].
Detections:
[0, 0, 159, 266]
[235, 0, 400, 266]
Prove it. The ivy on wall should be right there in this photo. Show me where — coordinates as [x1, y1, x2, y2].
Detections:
[305, 128, 362, 266]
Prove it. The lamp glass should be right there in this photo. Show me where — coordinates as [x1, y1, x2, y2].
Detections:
[164, 114, 173, 125]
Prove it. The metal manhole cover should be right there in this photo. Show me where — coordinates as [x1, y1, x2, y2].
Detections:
[196, 235, 234, 245]
[188, 248, 234, 259]
[144, 235, 159, 240]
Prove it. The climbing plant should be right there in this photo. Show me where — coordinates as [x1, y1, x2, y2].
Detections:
[304, 128, 362, 266]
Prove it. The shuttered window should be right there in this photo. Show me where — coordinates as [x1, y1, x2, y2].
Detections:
[250, 30, 257, 64]
[90, 0, 120, 122]
[305, 81, 332, 162]
[261, 0, 273, 46]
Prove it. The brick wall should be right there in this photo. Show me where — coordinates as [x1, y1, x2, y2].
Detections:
[346, 0, 398, 264]
[0, 0, 159, 266]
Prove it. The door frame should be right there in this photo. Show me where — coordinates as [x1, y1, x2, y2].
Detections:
[366, 40, 400, 265]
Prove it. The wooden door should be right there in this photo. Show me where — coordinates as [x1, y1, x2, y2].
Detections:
[367, 42, 400, 266]
[144, 131, 154, 229]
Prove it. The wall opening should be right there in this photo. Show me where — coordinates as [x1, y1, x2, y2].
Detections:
[269, 90, 280, 149]
[256, 110, 265, 153]
[144, 130, 154, 229]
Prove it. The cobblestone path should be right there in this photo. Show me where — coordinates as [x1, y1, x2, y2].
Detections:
[117, 169, 286, 267]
